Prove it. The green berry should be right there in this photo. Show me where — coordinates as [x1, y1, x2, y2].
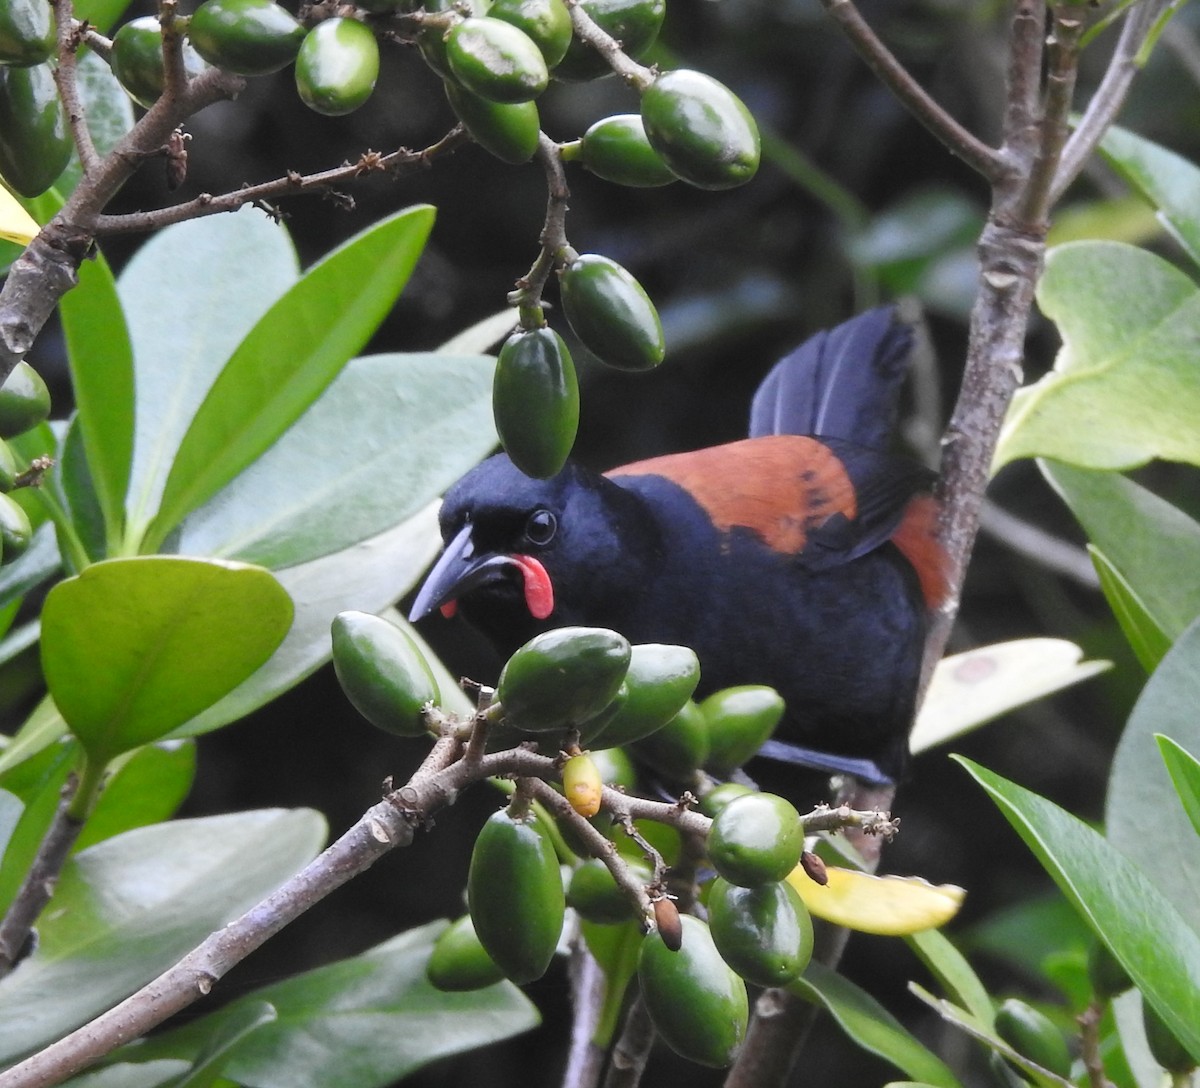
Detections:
[0, 361, 49, 439]
[468, 806, 565, 983]
[0, 0, 55, 67]
[492, 326, 579, 479]
[497, 626, 631, 733]
[0, 492, 31, 565]
[427, 915, 506, 991]
[446, 16, 548, 102]
[641, 69, 760, 190]
[707, 792, 802, 887]
[294, 17, 378, 116]
[994, 998, 1072, 1079]
[559, 253, 665, 372]
[708, 876, 813, 987]
[637, 915, 748, 1067]
[630, 699, 709, 779]
[1143, 999, 1197, 1075]
[111, 17, 208, 109]
[444, 78, 540, 164]
[186, 0, 306, 76]
[330, 610, 440, 737]
[567, 857, 648, 924]
[579, 113, 676, 187]
[553, 0, 664, 82]
[0, 63, 69, 196]
[701, 685, 785, 775]
[583, 643, 700, 747]
[488, 0, 571, 68]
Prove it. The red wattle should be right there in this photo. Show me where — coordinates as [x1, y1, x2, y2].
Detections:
[512, 555, 554, 619]
[440, 600, 458, 619]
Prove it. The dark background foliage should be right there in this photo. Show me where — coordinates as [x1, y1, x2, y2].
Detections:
[20, 0, 1200, 1081]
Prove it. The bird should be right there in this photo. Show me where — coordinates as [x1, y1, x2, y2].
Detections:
[409, 305, 948, 788]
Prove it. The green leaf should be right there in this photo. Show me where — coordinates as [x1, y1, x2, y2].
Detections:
[1107, 616, 1200, 936]
[789, 961, 962, 1087]
[40, 557, 293, 762]
[1156, 735, 1200, 840]
[176, 353, 496, 569]
[55, 51, 135, 197]
[127, 923, 539, 1088]
[1043, 461, 1200, 649]
[74, 740, 196, 852]
[579, 919, 641, 1047]
[437, 308, 517, 354]
[906, 929, 995, 1029]
[118, 210, 300, 540]
[63, 1061, 191, 1088]
[959, 893, 1091, 983]
[59, 415, 109, 565]
[59, 250, 134, 549]
[171, 503, 449, 738]
[960, 757, 1200, 1066]
[163, 1001, 278, 1088]
[0, 808, 327, 1063]
[1090, 546, 1172, 671]
[0, 695, 67, 779]
[1100, 125, 1200, 268]
[910, 638, 1109, 755]
[74, 0, 135, 32]
[0, 788, 22, 864]
[994, 242, 1200, 471]
[142, 206, 436, 552]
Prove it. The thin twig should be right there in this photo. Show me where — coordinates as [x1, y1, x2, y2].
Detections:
[1078, 1002, 1117, 1088]
[1052, 0, 1174, 202]
[818, 0, 1004, 181]
[562, 0, 653, 90]
[51, 0, 101, 177]
[509, 134, 571, 323]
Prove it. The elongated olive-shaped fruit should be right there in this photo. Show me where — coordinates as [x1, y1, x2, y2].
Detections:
[567, 857, 648, 924]
[637, 915, 748, 1067]
[427, 915, 506, 991]
[708, 792, 802, 887]
[0, 361, 49, 438]
[446, 17, 548, 103]
[0, 492, 31, 564]
[493, 327, 578, 479]
[641, 69, 760, 191]
[0, 0, 54, 67]
[698, 782, 754, 819]
[187, 0, 306, 75]
[0, 63, 68, 197]
[578, 114, 676, 187]
[0, 439, 17, 492]
[488, 0, 571, 67]
[701, 685, 785, 775]
[497, 626, 630, 733]
[1142, 999, 1196, 1074]
[1086, 941, 1131, 1001]
[553, 0, 664, 82]
[630, 699, 709, 779]
[560, 253, 665, 372]
[994, 998, 1072, 1078]
[294, 17, 378, 116]
[707, 876, 812, 987]
[585, 643, 700, 747]
[330, 610, 439, 737]
[110, 17, 208, 109]
[468, 807, 565, 983]
[444, 78, 539, 164]
[562, 752, 603, 817]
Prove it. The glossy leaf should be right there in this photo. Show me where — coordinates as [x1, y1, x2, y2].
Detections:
[1157, 735, 1200, 840]
[59, 414, 109, 565]
[995, 242, 1200, 471]
[1090, 546, 1171, 671]
[1107, 616, 1200, 935]
[961, 758, 1200, 1066]
[176, 353, 495, 569]
[1043, 461, 1200, 649]
[128, 924, 539, 1088]
[906, 929, 994, 1029]
[789, 962, 961, 1087]
[119, 210, 300, 538]
[910, 638, 1109, 755]
[1100, 125, 1200, 268]
[59, 248, 134, 548]
[143, 206, 435, 551]
[174, 503, 459, 737]
[40, 557, 293, 761]
[0, 808, 326, 1063]
[63, 1061, 191, 1088]
[164, 1001, 278, 1088]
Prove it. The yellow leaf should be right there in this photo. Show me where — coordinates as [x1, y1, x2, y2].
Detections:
[0, 185, 39, 246]
[787, 865, 964, 936]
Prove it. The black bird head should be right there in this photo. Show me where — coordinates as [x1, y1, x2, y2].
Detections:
[408, 453, 661, 656]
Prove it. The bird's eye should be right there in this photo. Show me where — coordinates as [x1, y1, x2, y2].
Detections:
[524, 509, 557, 546]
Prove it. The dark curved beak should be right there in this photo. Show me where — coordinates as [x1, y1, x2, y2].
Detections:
[409, 523, 516, 622]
